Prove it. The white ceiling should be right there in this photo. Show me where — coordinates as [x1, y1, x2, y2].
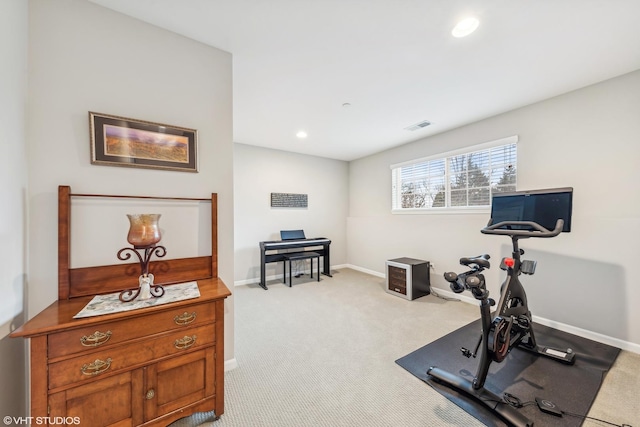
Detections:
[88, 0, 640, 161]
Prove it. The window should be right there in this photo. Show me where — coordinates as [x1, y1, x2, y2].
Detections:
[391, 136, 517, 212]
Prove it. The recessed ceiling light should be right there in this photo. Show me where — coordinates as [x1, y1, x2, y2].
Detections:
[452, 17, 479, 38]
[296, 131, 308, 139]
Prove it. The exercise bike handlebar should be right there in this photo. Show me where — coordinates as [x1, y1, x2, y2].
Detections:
[481, 219, 564, 238]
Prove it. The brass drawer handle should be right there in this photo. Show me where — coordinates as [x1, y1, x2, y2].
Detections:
[174, 335, 197, 350]
[146, 389, 155, 400]
[80, 330, 112, 347]
[174, 311, 197, 326]
[81, 358, 112, 376]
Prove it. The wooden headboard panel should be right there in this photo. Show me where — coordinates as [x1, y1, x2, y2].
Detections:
[58, 185, 218, 300]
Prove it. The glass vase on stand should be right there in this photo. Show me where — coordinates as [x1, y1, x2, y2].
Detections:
[117, 214, 167, 302]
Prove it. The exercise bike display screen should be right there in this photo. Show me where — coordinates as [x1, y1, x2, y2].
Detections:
[489, 187, 573, 232]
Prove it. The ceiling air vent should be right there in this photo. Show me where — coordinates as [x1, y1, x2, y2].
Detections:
[404, 120, 432, 131]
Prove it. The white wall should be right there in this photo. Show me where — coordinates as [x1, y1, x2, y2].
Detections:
[234, 143, 348, 284]
[0, 0, 28, 418]
[26, 0, 234, 362]
[348, 70, 640, 351]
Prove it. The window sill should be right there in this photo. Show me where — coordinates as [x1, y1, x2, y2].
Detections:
[391, 207, 490, 215]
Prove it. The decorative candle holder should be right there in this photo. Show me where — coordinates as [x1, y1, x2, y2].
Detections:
[117, 214, 167, 302]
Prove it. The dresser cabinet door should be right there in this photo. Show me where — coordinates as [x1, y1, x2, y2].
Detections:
[144, 347, 216, 420]
[49, 369, 144, 427]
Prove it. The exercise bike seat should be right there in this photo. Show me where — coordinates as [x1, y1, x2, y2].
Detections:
[459, 254, 491, 269]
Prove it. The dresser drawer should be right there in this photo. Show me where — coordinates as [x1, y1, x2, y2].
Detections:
[49, 302, 215, 359]
[49, 323, 215, 390]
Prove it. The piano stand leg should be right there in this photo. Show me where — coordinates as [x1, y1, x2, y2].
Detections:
[282, 260, 287, 284]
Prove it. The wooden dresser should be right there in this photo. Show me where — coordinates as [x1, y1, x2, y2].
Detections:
[11, 186, 231, 427]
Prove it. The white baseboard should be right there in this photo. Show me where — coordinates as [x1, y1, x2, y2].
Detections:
[224, 358, 238, 371]
[344, 264, 385, 278]
[530, 316, 640, 354]
[234, 273, 285, 287]
[234, 277, 259, 287]
[429, 286, 479, 305]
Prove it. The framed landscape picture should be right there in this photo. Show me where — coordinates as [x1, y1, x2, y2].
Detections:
[89, 112, 198, 172]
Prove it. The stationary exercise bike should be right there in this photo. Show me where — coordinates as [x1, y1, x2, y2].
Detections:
[427, 218, 575, 427]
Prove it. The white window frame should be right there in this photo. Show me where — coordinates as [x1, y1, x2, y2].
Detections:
[390, 135, 518, 214]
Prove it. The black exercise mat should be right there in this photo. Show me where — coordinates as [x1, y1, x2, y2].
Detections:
[396, 319, 620, 426]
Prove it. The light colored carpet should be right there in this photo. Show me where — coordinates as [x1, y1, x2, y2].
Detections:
[172, 268, 640, 427]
